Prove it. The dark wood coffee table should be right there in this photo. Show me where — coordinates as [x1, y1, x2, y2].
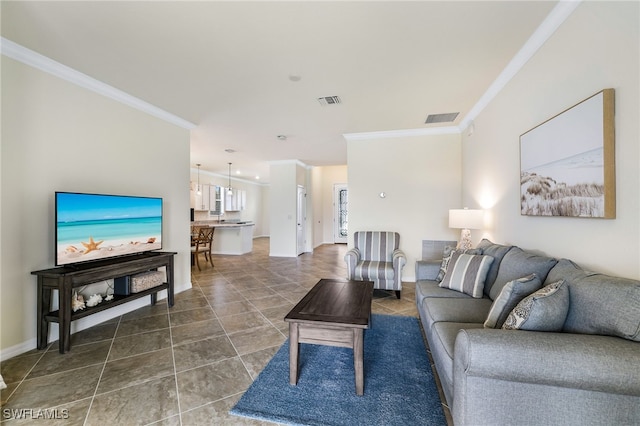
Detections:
[284, 278, 374, 395]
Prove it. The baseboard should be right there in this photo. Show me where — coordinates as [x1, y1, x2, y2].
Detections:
[0, 281, 193, 361]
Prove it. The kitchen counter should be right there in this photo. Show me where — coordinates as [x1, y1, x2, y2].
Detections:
[192, 221, 254, 255]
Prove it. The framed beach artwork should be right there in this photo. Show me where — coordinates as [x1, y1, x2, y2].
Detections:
[520, 89, 615, 218]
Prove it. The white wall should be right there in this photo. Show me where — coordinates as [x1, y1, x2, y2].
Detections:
[1, 58, 192, 355]
[269, 161, 300, 257]
[462, 1, 639, 279]
[347, 134, 462, 280]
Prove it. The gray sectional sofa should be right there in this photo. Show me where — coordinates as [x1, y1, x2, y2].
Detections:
[415, 239, 640, 426]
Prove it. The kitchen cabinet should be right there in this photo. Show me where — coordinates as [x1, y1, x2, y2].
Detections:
[193, 184, 211, 211]
[209, 185, 224, 215]
[225, 189, 246, 211]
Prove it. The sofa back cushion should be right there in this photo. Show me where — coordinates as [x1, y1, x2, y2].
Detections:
[476, 239, 513, 296]
[546, 259, 640, 342]
[489, 247, 557, 301]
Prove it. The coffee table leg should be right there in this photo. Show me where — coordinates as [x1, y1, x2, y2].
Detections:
[289, 322, 299, 385]
[354, 328, 364, 395]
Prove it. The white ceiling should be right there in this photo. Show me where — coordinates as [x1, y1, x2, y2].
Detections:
[1, 1, 558, 183]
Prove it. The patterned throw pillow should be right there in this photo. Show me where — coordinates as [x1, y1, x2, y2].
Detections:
[436, 246, 482, 282]
[438, 252, 494, 298]
[483, 274, 542, 329]
[502, 280, 569, 331]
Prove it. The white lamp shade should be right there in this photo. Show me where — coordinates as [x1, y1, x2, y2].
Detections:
[449, 209, 484, 230]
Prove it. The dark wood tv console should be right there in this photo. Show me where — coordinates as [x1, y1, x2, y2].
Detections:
[31, 251, 176, 354]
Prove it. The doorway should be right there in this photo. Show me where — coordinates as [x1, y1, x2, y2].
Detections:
[333, 184, 348, 244]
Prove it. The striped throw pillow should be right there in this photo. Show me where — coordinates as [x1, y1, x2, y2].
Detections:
[439, 252, 494, 298]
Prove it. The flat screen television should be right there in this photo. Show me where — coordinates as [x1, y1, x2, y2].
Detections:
[55, 192, 163, 267]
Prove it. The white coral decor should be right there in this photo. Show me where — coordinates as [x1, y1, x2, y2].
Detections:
[105, 294, 114, 302]
[85, 294, 103, 307]
[72, 292, 85, 312]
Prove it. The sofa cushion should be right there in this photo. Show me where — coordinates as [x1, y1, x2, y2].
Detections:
[439, 252, 494, 298]
[476, 239, 513, 297]
[484, 274, 542, 329]
[490, 247, 557, 301]
[548, 260, 640, 342]
[422, 297, 493, 326]
[436, 246, 482, 282]
[503, 280, 569, 331]
[415, 280, 472, 306]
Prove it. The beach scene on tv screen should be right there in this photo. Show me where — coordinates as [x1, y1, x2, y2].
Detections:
[57, 193, 162, 265]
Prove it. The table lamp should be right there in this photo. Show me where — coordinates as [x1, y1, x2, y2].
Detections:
[449, 208, 484, 250]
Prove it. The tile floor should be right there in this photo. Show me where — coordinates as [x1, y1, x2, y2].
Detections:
[1, 238, 451, 425]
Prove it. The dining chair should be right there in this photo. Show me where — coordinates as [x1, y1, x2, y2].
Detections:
[191, 226, 215, 270]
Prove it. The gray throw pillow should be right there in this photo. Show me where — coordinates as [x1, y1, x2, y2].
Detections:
[502, 280, 569, 331]
[436, 246, 481, 282]
[484, 274, 542, 329]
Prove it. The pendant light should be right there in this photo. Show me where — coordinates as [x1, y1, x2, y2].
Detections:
[227, 162, 233, 195]
[196, 163, 202, 195]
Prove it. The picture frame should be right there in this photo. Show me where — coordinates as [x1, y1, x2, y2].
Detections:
[520, 89, 615, 218]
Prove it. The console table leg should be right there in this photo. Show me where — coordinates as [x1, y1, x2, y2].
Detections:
[37, 280, 51, 350]
[59, 280, 72, 354]
[167, 261, 175, 307]
[289, 322, 299, 385]
[354, 328, 364, 396]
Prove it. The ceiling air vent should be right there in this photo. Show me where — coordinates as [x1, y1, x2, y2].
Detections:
[425, 112, 459, 124]
[318, 96, 342, 106]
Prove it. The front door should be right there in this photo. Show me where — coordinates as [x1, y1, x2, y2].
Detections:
[334, 184, 348, 243]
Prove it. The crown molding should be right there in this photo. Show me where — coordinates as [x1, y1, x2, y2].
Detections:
[1, 37, 197, 130]
[344, 1, 581, 141]
[268, 159, 312, 169]
[190, 168, 268, 187]
[458, 0, 582, 132]
[343, 126, 460, 141]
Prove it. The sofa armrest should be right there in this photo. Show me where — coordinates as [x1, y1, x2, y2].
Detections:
[415, 260, 441, 281]
[454, 329, 640, 396]
[344, 248, 361, 279]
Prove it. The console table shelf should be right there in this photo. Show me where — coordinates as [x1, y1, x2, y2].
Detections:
[32, 251, 176, 354]
[43, 283, 170, 322]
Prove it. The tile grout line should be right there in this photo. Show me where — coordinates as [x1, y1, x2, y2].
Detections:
[82, 314, 122, 426]
[204, 276, 258, 379]
[1, 343, 52, 407]
[166, 300, 183, 426]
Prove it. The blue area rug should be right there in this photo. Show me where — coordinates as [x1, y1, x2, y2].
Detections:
[230, 314, 446, 426]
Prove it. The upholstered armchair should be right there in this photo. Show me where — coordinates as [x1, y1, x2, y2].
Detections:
[344, 231, 406, 298]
